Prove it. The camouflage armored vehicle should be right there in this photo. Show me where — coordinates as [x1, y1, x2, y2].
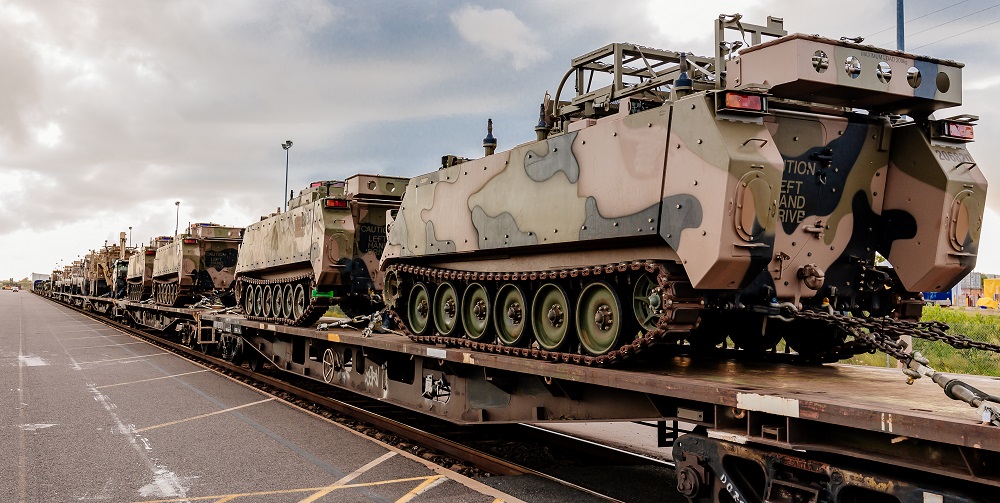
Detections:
[126, 236, 173, 301]
[152, 223, 243, 306]
[381, 14, 985, 364]
[235, 174, 406, 327]
[59, 260, 85, 294]
[82, 232, 133, 297]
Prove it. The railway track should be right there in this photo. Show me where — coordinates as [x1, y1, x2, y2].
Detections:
[54, 296, 674, 502]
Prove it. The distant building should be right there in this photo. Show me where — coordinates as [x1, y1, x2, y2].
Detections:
[953, 271, 999, 307]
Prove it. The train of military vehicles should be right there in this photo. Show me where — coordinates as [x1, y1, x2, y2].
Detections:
[36, 13, 988, 369]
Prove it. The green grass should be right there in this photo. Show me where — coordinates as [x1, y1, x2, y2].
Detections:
[841, 306, 1000, 376]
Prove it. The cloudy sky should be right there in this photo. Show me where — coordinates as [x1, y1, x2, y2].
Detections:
[2, 0, 998, 281]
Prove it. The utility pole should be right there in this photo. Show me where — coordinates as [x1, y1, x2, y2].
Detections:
[896, 0, 904, 51]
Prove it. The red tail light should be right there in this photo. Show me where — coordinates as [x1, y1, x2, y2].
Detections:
[145, 250, 155, 255]
[310, 181, 324, 187]
[183, 238, 197, 244]
[719, 91, 767, 113]
[931, 115, 978, 143]
[325, 198, 349, 209]
[945, 122, 974, 140]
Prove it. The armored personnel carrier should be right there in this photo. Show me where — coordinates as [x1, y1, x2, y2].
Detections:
[152, 223, 243, 306]
[235, 174, 406, 327]
[126, 236, 173, 301]
[381, 14, 985, 364]
[81, 232, 133, 298]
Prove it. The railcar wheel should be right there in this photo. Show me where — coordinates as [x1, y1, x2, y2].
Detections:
[383, 269, 401, 309]
[577, 281, 623, 355]
[494, 284, 531, 346]
[282, 284, 293, 321]
[253, 285, 263, 317]
[461, 283, 491, 341]
[272, 285, 284, 319]
[244, 285, 255, 315]
[432, 282, 461, 337]
[632, 273, 663, 331]
[407, 283, 432, 336]
[292, 283, 307, 320]
[532, 283, 572, 350]
[322, 348, 338, 383]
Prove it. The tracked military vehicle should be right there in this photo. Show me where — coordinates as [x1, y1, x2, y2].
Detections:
[152, 223, 243, 307]
[381, 14, 986, 365]
[82, 233, 133, 297]
[126, 236, 172, 301]
[234, 174, 407, 327]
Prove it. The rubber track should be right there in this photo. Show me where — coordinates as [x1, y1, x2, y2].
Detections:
[387, 260, 703, 367]
[237, 273, 330, 327]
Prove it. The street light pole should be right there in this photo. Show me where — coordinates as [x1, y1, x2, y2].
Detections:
[282, 140, 293, 211]
[128, 226, 132, 248]
[174, 201, 180, 237]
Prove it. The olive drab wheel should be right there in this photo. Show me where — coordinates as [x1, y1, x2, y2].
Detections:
[243, 284, 255, 315]
[271, 285, 284, 319]
[494, 283, 531, 346]
[321, 348, 339, 383]
[383, 268, 401, 309]
[632, 272, 664, 331]
[577, 281, 624, 355]
[282, 284, 293, 321]
[433, 282, 461, 337]
[292, 283, 307, 320]
[532, 283, 572, 351]
[262, 285, 273, 317]
[461, 283, 491, 341]
[407, 283, 432, 336]
[253, 285, 263, 317]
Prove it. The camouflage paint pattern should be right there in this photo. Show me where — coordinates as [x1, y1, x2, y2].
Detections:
[882, 124, 985, 291]
[383, 94, 784, 291]
[128, 236, 172, 291]
[384, 30, 984, 308]
[153, 223, 243, 292]
[235, 174, 406, 293]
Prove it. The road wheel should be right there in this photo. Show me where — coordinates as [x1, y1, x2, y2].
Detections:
[433, 282, 461, 337]
[462, 283, 491, 341]
[532, 283, 572, 351]
[244, 284, 256, 316]
[282, 284, 294, 321]
[407, 283, 432, 336]
[494, 283, 531, 346]
[292, 283, 307, 320]
[577, 281, 624, 355]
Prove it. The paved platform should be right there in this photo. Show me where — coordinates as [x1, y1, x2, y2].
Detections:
[2, 292, 524, 503]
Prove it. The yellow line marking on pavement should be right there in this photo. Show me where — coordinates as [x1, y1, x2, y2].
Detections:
[75, 352, 170, 364]
[66, 341, 146, 350]
[134, 398, 276, 433]
[299, 451, 397, 502]
[132, 476, 441, 502]
[95, 370, 210, 389]
[395, 475, 445, 503]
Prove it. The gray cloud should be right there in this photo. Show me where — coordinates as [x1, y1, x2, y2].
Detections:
[3, 0, 1000, 279]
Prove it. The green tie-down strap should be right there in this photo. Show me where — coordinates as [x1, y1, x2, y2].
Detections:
[311, 289, 336, 299]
